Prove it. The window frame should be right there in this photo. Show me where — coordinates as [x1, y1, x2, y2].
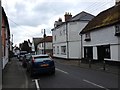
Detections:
[115, 24, 120, 36]
[61, 46, 66, 55]
[57, 46, 59, 54]
[84, 33, 91, 41]
[103, 45, 111, 59]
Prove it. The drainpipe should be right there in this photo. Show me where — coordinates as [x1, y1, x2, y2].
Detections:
[80, 34, 83, 59]
[0, 1, 2, 89]
[66, 22, 69, 59]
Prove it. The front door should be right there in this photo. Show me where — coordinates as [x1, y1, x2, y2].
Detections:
[97, 46, 104, 62]
[84, 47, 93, 59]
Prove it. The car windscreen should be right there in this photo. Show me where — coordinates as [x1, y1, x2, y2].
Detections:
[34, 56, 51, 62]
[26, 55, 31, 59]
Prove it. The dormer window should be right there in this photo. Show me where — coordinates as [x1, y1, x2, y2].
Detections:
[115, 24, 120, 36]
[85, 33, 91, 41]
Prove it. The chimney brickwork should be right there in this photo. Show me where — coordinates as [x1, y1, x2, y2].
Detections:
[64, 12, 72, 22]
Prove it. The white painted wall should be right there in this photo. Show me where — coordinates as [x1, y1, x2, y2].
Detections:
[52, 23, 67, 58]
[46, 42, 52, 49]
[83, 26, 118, 46]
[83, 25, 119, 61]
[37, 42, 52, 54]
[67, 21, 88, 59]
[68, 21, 88, 41]
[53, 24, 66, 44]
[110, 45, 119, 61]
[53, 43, 67, 58]
[93, 47, 97, 60]
[118, 44, 120, 61]
[53, 21, 89, 59]
[69, 41, 81, 59]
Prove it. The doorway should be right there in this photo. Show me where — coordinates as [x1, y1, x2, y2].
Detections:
[97, 46, 104, 62]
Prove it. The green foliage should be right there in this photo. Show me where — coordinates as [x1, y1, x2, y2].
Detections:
[20, 40, 31, 53]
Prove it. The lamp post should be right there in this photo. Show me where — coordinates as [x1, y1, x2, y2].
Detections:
[43, 29, 46, 54]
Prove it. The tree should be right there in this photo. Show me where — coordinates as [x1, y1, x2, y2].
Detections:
[19, 40, 31, 53]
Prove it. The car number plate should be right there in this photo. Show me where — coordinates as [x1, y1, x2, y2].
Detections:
[41, 64, 49, 67]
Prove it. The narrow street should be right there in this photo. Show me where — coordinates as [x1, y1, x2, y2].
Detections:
[37, 59, 118, 89]
[1, 0, 120, 90]
[3, 57, 119, 89]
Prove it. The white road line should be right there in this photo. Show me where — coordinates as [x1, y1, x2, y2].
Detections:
[56, 68, 69, 74]
[35, 79, 40, 90]
[83, 79, 110, 90]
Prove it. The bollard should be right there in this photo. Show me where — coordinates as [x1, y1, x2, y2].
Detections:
[89, 59, 91, 68]
[103, 60, 106, 70]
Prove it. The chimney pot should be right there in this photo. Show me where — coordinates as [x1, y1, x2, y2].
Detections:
[116, 0, 120, 5]
[64, 12, 72, 22]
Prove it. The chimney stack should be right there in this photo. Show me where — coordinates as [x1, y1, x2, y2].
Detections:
[116, 0, 120, 5]
[64, 12, 72, 22]
[54, 18, 62, 28]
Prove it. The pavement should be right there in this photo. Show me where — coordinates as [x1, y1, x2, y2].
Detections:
[54, 58, 120, 75]
[2, 57, 28, 89]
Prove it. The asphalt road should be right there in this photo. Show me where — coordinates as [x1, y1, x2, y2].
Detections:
[3, 57, 119, 89]
[32, 59, 118, 89]
[24, 59, 118, 90]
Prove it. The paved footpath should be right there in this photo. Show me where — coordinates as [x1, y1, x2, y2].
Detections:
[54, 58, 120, 75]
[2, 57, 28, 88]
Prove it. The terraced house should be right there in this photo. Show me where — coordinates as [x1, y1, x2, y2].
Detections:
[80, 1, 120, 63]
[37, 36, 52, 55]
[52, 11, 94, 59]
[2, 7, 10, 69]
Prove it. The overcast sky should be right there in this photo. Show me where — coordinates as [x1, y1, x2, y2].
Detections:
[2, 0, 115, 46]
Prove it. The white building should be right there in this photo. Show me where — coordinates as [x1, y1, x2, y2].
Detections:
[37, 36, 53, 55]
[32, 38, 42, 54]
[80, 3, 120, 62]
[52, 12, 94, 59]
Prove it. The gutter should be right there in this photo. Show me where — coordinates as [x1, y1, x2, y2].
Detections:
[80, 34, 83, 59]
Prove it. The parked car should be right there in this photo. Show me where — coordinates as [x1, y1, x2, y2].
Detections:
[26, 54, 55, 77]
[18, 51, 27, 61]
[22, 53, 32, 68]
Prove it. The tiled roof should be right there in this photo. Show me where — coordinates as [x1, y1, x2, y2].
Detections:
[80, 4, 120, 34]
[52, 11, 94, 30]
[70, 11, 94, 21]
[33, 38, 43, 47]
[40, 36, 52, 43]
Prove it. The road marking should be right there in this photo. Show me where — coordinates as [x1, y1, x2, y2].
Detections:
[56, 68, 69, 74]
[83, 79, 110, 90]
[34, 79, 40, 90]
